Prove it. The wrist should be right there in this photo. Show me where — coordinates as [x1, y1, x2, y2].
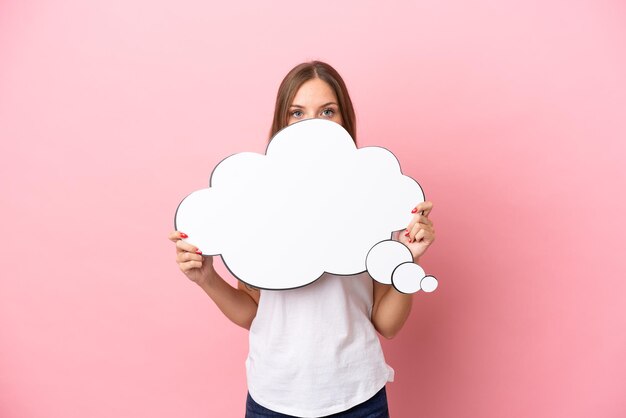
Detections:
[197, 265, 218, 290]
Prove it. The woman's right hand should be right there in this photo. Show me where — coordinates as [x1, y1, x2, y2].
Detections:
[168, 230, 215, 287]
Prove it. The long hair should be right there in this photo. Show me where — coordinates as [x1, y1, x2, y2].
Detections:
[269, 61, 357, 144]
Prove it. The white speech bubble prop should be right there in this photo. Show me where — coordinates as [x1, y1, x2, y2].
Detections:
[392, 263, 425, 294]
[365, 239, 438, 294]
[420, 275, 439, 293]
[175, 118, 437, 293]
[365, 240, 413, 285]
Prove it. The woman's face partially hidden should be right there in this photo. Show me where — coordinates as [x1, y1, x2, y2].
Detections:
[287, 78, 343, 127]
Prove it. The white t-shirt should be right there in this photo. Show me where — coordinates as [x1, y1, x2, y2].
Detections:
[245, 271, 395, 417]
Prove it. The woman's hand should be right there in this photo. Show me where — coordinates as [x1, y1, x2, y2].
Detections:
[398, 201, 435, 261]
[168, 230, 215, 287]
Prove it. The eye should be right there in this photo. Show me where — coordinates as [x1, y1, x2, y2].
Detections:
[291, 110, 303, 118]
[321, 108, 335, 117]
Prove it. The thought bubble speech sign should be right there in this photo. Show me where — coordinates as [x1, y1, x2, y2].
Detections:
[175, 118, 437, 293]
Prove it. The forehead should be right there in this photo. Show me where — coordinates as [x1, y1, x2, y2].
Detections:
[291, 78, 338, 106]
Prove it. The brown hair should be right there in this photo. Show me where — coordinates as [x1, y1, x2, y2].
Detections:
[269, 61, 357, 144]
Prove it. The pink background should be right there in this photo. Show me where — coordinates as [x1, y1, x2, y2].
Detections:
[1, 1, 625, 417]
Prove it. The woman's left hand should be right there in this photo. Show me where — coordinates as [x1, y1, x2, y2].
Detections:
[398, 201, 436, 262]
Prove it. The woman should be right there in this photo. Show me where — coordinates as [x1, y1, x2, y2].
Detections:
[168, 61, 435, 417]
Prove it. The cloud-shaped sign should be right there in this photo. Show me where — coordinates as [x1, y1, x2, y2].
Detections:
[175, 118, 437, 293]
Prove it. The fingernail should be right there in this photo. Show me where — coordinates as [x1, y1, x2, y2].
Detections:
[411, 208, 417, 213]
[404, 232, 409, 236]
[195, 250, 202, 255]
[180, 232, 188, 238]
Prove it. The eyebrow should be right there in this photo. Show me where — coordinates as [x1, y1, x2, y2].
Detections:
[289, 102, 338, 109]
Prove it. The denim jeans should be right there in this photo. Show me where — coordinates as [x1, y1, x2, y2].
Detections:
[245, 385, 390, 418]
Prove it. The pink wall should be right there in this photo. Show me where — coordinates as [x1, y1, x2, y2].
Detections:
[1, 1, 625, 417]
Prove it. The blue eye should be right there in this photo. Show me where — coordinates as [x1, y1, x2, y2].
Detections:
[291, 110, 303, 118]
[322, 108, 335, 117]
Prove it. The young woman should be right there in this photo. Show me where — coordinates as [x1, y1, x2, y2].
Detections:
[168, 61, 436, 417]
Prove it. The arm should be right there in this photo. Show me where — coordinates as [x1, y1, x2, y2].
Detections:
[370, 265, 416, 339]
[197, 269, 259, 330]
[169, 230, 259, 330]
[371, 201, 436, 339]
